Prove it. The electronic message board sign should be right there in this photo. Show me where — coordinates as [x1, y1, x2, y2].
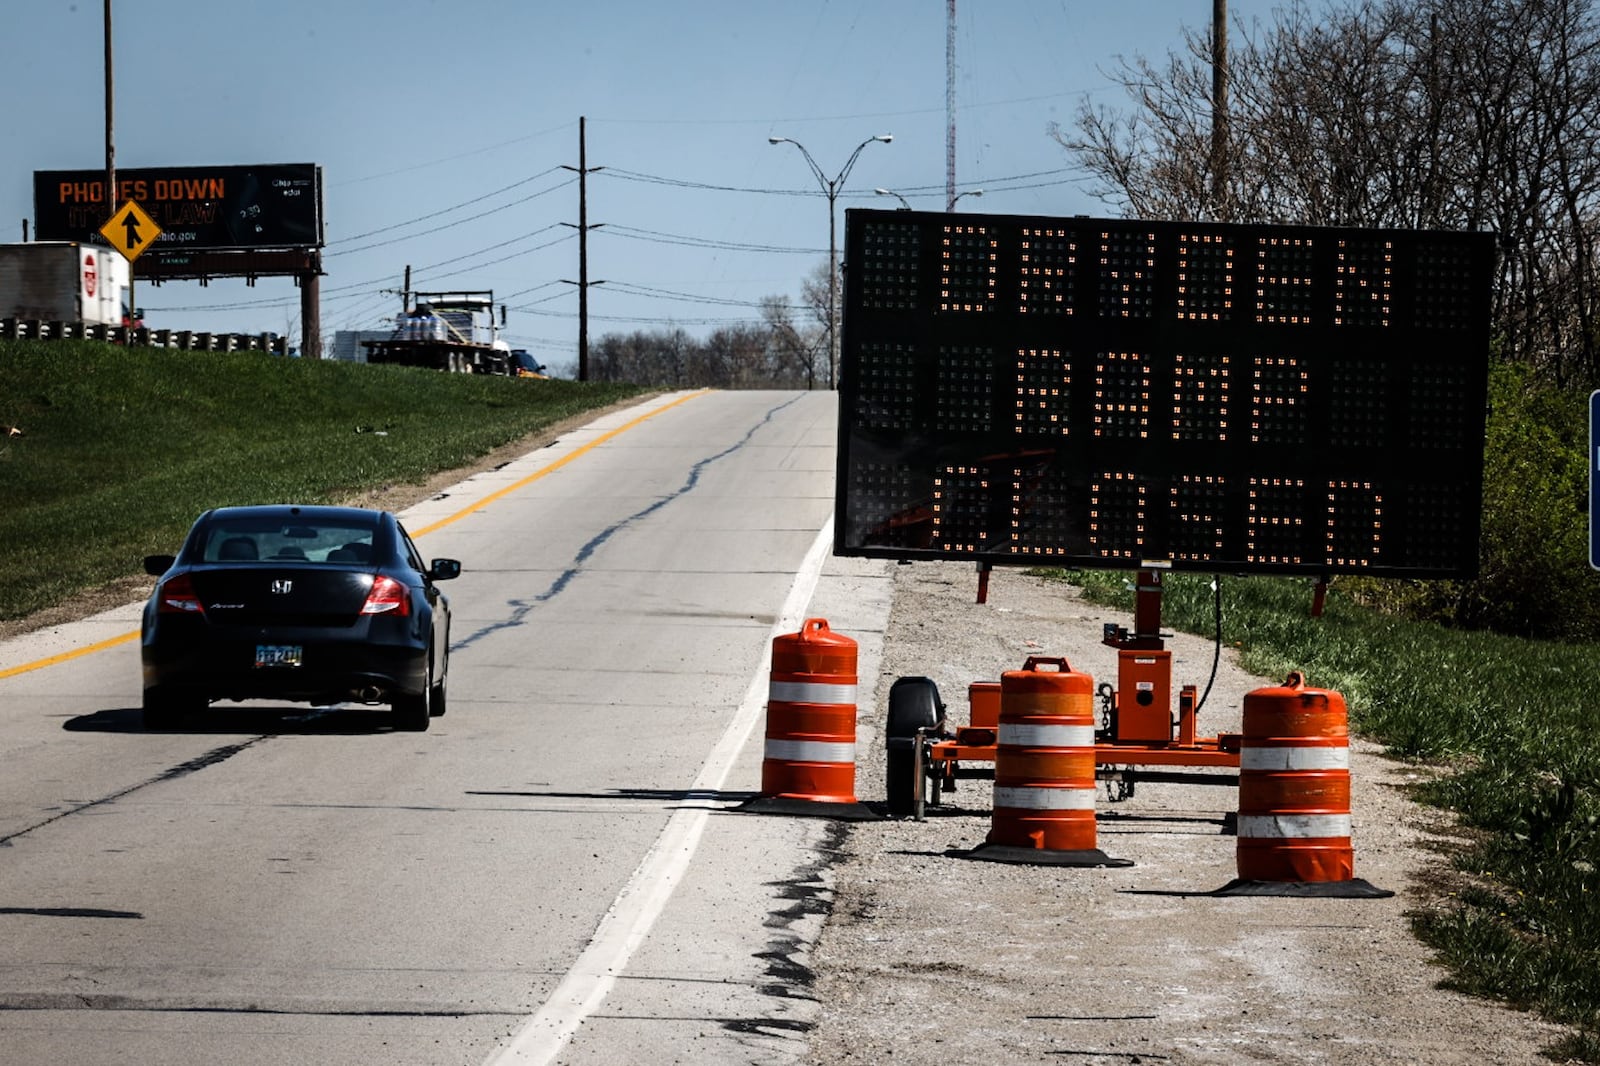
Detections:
[33, 164, 323, 252]
[836, 209, 1495, 578]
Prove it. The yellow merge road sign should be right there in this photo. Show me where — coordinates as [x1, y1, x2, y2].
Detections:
[100, 200, 162, 262]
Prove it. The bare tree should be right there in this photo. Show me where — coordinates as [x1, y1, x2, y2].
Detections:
[798, 261, 833, 340]
[697, 323, 772, 388]
[587, 263, 838, 389]
[761, 295, 823, 389]
[281, 309, 300, 359]
[1055, 0, 1600, 384]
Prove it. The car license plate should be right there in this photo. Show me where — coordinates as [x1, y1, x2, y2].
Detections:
[255, 644, 303, 668]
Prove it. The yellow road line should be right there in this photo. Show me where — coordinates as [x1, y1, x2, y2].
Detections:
[409, 390, 707, 537]
[0, 390, 709, 682]
[0, 631, 140, 682]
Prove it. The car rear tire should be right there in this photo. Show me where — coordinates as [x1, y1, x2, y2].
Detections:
[430, 666, 447, 718]
[142, 686, 201, 730]
[392, 656, 432, 732]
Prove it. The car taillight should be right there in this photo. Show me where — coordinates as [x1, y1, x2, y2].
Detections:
[361, 575, 411, 616]
[157, 573, 205, 615]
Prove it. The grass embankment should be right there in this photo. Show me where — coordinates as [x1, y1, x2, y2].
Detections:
[1061, 569, 1600, 1060]
[0, 339, 645, 621]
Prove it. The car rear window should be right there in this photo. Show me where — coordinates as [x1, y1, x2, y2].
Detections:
[198, 519, 378, 564]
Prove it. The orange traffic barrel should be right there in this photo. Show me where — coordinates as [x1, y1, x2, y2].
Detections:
[744, 618, 878, 821]
[1218, 672, 1390, 897]
[966, 657, 1128, 867]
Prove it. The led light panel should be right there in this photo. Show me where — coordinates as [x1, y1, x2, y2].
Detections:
[836, 210, 1494, 577]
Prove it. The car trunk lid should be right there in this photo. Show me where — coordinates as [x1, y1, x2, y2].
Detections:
[190, 566, 375, 627]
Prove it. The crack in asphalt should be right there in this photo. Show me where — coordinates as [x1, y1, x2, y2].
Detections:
[0, 992, 523, 1016]
[451, 393, 805, 651]
[726, 818, 851, 1042]
[0, 738, 268, 849]
[0, 907, 142, 919]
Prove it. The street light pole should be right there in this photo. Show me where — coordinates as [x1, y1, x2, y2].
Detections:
[874, 187, 913, 211]
[878, 187, 984, 212]
[769, 133, 892, 391]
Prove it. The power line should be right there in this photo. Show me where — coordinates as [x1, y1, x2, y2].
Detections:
[409, 227, 574, 279]
[601, 167, 814, 197]
[601, 223, 825, 255]
[330, 168, 567, 245]
[145, 231, 575, 315]
[149, 286, 383, 314]
[499, 279, 565, 303]
[601, 164, 1083, 199]
[519, 307, 772, 328]
[507, 288, 576, 314]
[603, 281, 776, 309]
[142, 131, 1091, 338]
[334, 122, 575, 186]
[325, 177, 576, 257]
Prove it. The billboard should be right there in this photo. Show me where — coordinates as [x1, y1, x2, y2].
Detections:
[836, 209, 1496, 579]
[33, 164, 323, 251]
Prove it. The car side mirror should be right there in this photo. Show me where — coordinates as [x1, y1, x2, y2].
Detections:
[143, 554, 176, 576]
[429, 558, 462, 581]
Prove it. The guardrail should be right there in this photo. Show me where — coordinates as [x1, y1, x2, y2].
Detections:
[1, 318, 289, 356]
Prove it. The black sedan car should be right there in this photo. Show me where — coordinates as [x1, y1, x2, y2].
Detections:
[140, 505, 459, 731]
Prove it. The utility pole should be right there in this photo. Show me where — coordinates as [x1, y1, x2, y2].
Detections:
[561, 117, 604, 382]
[577, 117, 590, 382]
[105, 0, 130, 319]
[946, 0, 957, 211]
[104, 0, 115, 221]
[1211, 0, 1229, 217]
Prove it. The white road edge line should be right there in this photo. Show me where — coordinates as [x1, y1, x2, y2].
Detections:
[482, 516, 836, 1066]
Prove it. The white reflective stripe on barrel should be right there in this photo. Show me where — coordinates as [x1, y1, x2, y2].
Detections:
[997, 723, 1096, 748]
[764, 739, 855, 763]
[993, 785, 1096, 810]
[1236, 813, 1353, 838]
[768, 681, 857, 705]
[1240, 746, 1350, 772]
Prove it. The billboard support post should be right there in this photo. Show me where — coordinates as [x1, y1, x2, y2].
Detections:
[301, 257, 320, 359]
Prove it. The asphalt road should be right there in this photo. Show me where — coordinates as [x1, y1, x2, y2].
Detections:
[0, 389, 893, 1066]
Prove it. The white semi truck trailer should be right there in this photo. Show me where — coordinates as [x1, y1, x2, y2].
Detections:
[0, 241, 132, 327]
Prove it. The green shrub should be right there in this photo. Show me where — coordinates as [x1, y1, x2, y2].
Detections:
[1344, 360, 1600, 641]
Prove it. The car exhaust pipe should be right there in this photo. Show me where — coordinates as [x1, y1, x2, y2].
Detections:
[357, 686, 383, 704]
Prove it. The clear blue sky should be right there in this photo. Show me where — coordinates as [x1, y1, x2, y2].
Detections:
[1, 1, 1280, 372]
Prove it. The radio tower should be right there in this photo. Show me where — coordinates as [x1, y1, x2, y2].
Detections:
[946, 0, 957, 211]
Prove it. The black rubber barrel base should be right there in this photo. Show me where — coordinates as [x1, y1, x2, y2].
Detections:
[956, 843, 1134, 868]
[739, 796, 884, 821]
[1212, 877, 1393, 898]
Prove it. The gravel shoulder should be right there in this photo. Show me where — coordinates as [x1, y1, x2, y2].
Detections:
[806, 561, 1572, 1066]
